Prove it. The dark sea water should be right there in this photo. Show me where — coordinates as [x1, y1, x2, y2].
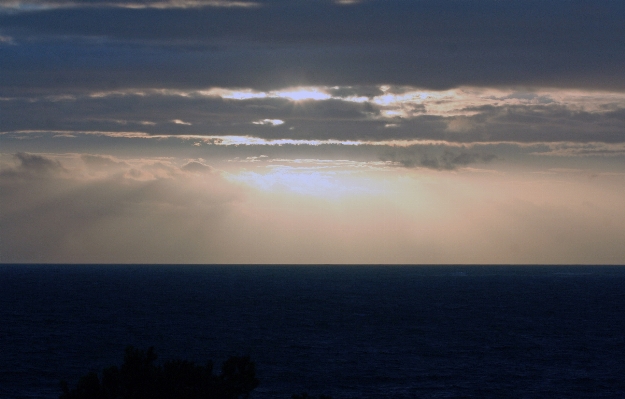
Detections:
[1, 265, 625, 399]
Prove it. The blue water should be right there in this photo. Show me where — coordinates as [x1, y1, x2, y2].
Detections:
[1, 265, 624, 398]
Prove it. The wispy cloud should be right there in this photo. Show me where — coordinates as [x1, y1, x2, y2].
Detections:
[0, 34, 15, 44]
[2, 86, 624, 143]
[0, 0, 258, 13]
[535, 142, 625, 157]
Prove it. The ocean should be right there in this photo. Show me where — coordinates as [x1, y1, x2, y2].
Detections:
[1, 265, 624, 398]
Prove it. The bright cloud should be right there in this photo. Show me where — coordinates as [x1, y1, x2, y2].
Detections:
[252, 119, 284, 126]
[273, 88, 332, 101]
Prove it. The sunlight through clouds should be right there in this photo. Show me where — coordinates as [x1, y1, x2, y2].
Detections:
[224, 164, 387, 199]
[273, 88, 332, 102]
[252, 119, 284, 126]
[211, 87, 332, 101]
[2, 0, 625, 263]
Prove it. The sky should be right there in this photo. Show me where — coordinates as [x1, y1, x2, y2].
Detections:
[1, 0, 624, 264]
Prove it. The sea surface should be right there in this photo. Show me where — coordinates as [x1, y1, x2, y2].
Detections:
[1, 265, 624, 399]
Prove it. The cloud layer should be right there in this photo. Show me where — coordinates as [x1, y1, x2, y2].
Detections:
[2, 1, 625, 263]
[2, 1, 624, 148]
[2, 0, 625, 93]
[2, 87, 625, 144]
[2, 152, 624, 263]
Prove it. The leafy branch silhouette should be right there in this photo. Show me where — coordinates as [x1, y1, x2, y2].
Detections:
[59, 346, 258, 399]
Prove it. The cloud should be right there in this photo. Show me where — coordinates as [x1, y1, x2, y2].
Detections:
[252, 119, 284, 126]
[3, 86, 624, 144]
[534, 142, 625, 157]
[379, 146, 497, 170]
[181, 160, 214, 173]
[15, 151, 62, 170]
[1, 1, 624, 93]
[0, 0, 258, 13]
[2, 151, 624, 263]
[81, 153, 129, 167]
[0, 92, 384, 139]
[0, 152, 244, 262]
[0, 152, 65, 178]
[2, 1, 625, 264]
[0, 34, 15, 44]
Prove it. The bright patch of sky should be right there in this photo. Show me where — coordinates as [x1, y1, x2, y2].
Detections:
[206, 87, 332, 101]
[225, 165, 388, 198]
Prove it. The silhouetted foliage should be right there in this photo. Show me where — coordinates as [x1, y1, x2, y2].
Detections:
[60, 347, 258, 399]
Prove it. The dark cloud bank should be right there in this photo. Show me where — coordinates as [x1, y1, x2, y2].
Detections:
[2, 0, 624, 147]
[380, 147, 497, 170]
[1, 0, 624, 93]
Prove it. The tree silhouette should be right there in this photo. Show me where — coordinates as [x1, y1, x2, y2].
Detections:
[59, 347, 258, 399]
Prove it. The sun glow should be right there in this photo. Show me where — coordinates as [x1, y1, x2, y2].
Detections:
[206, 87, 332, 101]
[273, 88, 332, 101]
[225, 164, 388, 199]
[252, 119, 284, 126]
